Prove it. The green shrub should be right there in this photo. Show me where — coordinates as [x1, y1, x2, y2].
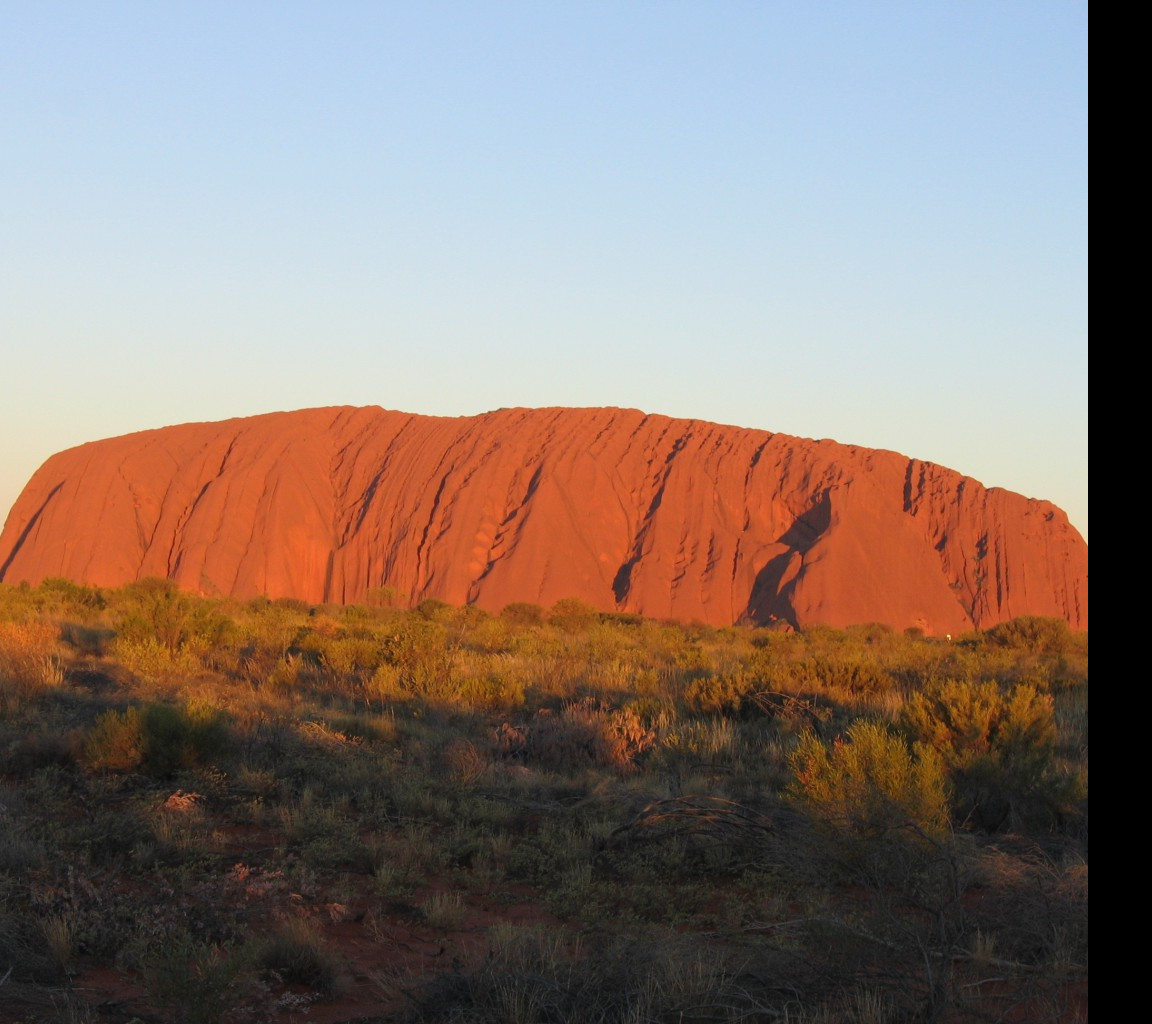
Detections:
[59, 621, 115, 656]
[548, 597, 599, 632]
[0, 914, 61, 984]
[319, 634, 382, 678]
[501, 601, 545, 627]
[410, 925, 742, 1024]
[111, 635, 199, 677]
[984, 616, 1075, 654]
[683, 672, 758, 716]
[454, 671, 526, 711]
[900, 680, 1072, 830]
[3, 729, 83, 776]
[143, 701, 231, 776]
[378, 617, 455, 696]
[113, 578, 232, 657]
[256, 918, 340, 994]
[84, 707, 146, 772]
[39, 577, 107, 613]
[786, 654, 894, 695]
[365, 586, 399, 608]
[85, 701, 230, 777]
[788, 720, 951, 841]
[140, 929, 252, 1024]
[416, 597, 453, 622]
[505, 698, 657, 772]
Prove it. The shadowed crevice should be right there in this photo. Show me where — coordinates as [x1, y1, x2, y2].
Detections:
[0, 482, 64, 581]
[743, 490, 833, 626]
[612, 434, 690, 604]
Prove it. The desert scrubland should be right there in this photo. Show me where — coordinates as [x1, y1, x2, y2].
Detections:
[0, 581, 1086, 1022]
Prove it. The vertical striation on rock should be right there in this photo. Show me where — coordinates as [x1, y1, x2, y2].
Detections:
[0, 407, 1087, 633]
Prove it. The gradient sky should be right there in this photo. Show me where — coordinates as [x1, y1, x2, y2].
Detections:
[1, 2, 1087, 540]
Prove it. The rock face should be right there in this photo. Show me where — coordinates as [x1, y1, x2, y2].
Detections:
[0, 407, 1087, 633]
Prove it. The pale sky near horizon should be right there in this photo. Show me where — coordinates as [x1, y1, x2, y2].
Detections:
[1, 2, 1087, 540]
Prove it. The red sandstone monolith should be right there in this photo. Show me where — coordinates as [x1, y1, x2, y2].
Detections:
[0, 407, 1087, 633]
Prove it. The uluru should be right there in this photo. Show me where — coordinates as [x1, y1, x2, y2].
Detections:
[0, 406, 1087, 634]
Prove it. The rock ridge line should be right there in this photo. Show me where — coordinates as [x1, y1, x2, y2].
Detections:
[0, 406, 1088, 633]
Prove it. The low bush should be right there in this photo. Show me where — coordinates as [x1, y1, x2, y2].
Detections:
[58, 620, 115, 656]
[406, 925, 747, 1024]
[683, 671, 759, 716]
[785, 654, 894, 695]
[454, 671, 526, 711]
[501, 601, 544, 627]
[984, 615, 1076, 654]
[788, 719, 952, 842]
[548, 597, 599, 632]
[140, 929, 253, 1024]
[900, 679, 1077, 830]
[113, 578, 232, 656]
[2, 729, 83, 776]
[256, 917, 340, 994]
[497, 698, 656, 772]
[84, 700, 231, 777]
[0, 579, 1087, 1022]
[0, 620, 64, 713]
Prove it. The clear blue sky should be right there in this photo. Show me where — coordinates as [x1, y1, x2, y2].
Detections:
[1, 2, 1087, 539]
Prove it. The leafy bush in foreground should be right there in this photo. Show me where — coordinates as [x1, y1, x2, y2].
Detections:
[84, 700, 230, 777]
[900, 679, 1080, 830]
[0, 580, 1087, 1023]
[788, 719, 952, 841]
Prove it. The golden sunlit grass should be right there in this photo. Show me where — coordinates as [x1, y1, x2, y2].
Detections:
[0, 581, 1087, 1023]
[0, 619, 65, 712]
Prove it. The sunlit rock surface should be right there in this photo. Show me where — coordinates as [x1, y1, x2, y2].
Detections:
[0, 407, 1087, 633]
